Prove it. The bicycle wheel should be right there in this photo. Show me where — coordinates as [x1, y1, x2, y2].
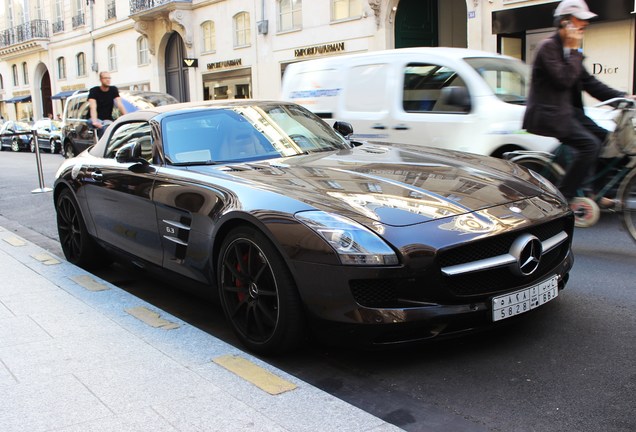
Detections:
[618, 167, 636, 242]
[512, 155, 564, 187]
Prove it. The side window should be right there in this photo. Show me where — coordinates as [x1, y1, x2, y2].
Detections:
[105, 121, 152, 160]
[402, 63, 468, 113]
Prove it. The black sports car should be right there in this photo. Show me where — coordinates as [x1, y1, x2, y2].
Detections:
[53, 100, 574, 354]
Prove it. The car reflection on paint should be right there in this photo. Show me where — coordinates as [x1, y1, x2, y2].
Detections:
[53, 100, 574, 355]
[30, 119, 64, 154]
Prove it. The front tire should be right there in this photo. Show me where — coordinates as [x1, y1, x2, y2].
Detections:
[50, 139, 58, 154]
[217, 226, 305, 355]
[11, 139, 20, 152]
[619, 168, 636, 242]
[29, 138, 35, 153]
[56, 188, 109, 269]
[64, 143, 76, 158]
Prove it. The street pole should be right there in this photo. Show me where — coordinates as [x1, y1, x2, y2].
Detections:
[30, 129, 52, 194]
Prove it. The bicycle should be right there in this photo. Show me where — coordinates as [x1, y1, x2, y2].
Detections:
[505, 97, 636, 241]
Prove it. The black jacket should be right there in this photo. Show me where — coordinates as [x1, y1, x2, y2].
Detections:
[523, 32, 624, 139]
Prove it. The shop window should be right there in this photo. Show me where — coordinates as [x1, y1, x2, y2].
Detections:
[331, 0, 362, 21]
[201, 21, 216, 53]
[22, 62, 29, 85]
[214, 86, 229, 100]
[278, 0, 302, 32]
[108, 44, 117, 71]
[12, 65, 18, 86]
[76, 52, 86, 77]
[0, 74, 3, 90]
[137, 36, 149, 65]
[235, 84, 250, 99]
[233, 12, 251, 48]
[57, 57, 66, 79]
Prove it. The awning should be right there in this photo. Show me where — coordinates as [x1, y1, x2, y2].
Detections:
[5, 95, 32, 103]
[51, 90, 82, 100]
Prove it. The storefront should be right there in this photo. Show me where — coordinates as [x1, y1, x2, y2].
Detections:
[492, 0, 635, 95]
[202, 59, 252, 101]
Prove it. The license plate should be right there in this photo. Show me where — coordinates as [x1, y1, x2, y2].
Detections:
[492, 276, 559, 322]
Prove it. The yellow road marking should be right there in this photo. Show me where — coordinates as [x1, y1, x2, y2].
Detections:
[70, 274, 110, 292]
[31, 253, 61, 265]
[213, 354, 297, 395]
[125, 306, 180, 330]
[4, 236, 26, 247]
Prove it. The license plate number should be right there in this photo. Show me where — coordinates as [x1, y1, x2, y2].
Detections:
[492, 276, 559, 322]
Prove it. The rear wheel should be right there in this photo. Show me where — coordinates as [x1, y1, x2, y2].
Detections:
[56, 188, 109, 269]
[618, 168, 636, 242]
[217, 226, 305, 355]
[64, 143, 76, 158]
[29, 138, 35, 153]
[50, 139, 57, 154]
[569, 197, 600, 228]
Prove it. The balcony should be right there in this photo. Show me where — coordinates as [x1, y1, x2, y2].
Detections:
[107, 1, 117, 20]
[0, 20, 49, 49]
[72, 13, 85, 29]
[129, 0, 192, 16]
[52, 20, 64, 34]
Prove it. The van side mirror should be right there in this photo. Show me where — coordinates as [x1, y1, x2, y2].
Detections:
[333, 121, 354, 138]
[440, 86, 471, 112]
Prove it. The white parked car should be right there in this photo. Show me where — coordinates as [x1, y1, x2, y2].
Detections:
[282, 47, 559, 158]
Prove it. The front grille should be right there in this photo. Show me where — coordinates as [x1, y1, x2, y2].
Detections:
[438, 218, 573, 297]
[349, 217, 573, 308]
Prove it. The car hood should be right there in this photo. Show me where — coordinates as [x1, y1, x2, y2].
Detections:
[190, 144, 551, 226]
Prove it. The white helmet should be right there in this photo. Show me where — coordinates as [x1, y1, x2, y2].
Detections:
[554, 0, 597, 20]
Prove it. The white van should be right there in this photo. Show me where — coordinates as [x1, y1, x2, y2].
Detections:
[281, 47, 558, 157]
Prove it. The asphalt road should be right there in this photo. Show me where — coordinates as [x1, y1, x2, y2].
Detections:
[1, 151, 635, 432]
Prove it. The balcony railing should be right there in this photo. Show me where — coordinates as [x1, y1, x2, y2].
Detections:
[72, 13, 85, 29]
[129, 0, 192, 15]
[107, 1, 117, 19]
[0, 20, 50, 48]
[52, 20, 64, 33]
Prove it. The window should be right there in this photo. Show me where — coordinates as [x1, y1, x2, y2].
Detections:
[137, 37, 149, 65]
[35, 0, 44, 19]
[0, 74, 3, 90]
[233, 12, 251, 47]
[108, 45, 117, 71]
[57, 57, 66, 79]
[12, 65, 18, 86]
[278, 0, 302, 32]
[105, 122, 152, 160]
[201, 21, 216, 52]
[22, 63, 29, 85]
[331, 0, 362, 21]
[402, 63, 470, 113]
[55, 0, 63, 21]
[76, 52, 86, 77]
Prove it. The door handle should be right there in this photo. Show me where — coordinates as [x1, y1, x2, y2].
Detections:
[372, 124, 386, 130]
[91, 171, 103, 181]
[393, 124, 410, 130]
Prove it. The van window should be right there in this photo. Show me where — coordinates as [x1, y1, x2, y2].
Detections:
[463, 57, 527, 104]
[402, 63, 467, 113]
[344, 63, 388, 113]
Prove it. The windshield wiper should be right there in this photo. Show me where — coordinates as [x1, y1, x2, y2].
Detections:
[170, 160, 220, 166]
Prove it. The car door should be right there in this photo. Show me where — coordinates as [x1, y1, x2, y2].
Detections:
[82, 120, 163, 265]
[392, 58, 482, 152]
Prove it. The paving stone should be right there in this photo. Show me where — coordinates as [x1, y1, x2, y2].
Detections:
[0, 315, 52, 348]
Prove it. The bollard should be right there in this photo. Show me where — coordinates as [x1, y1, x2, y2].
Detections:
[30, 129, 53, 194]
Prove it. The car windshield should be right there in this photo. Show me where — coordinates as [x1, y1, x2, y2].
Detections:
[464, 57, 529, 104]
[13, 122, 31, 132]
[162, 103, 350, 165]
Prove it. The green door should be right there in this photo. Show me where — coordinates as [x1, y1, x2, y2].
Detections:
[395, 0, 438, 48]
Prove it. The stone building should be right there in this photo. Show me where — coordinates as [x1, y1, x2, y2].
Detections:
[0, 0, 632, 121]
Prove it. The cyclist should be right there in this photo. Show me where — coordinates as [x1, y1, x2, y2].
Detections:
[88, 71, 127, 139]
[523, 0, 632, 209]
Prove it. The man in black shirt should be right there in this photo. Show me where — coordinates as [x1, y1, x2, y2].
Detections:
[88, 72, 127, 138]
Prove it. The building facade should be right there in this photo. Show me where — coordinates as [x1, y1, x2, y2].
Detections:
[0, 0, 633, 121]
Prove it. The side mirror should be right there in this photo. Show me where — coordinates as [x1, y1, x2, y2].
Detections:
[115, 141, 149, 165]
[440, 86, 471, 112]
[333, 121, 354, 138]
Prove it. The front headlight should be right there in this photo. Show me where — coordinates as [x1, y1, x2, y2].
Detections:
[528, 169, 566, 202]
[295, 211, 398, 266]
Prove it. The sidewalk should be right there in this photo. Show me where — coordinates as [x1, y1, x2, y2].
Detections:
[0, 225, 402, 432]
